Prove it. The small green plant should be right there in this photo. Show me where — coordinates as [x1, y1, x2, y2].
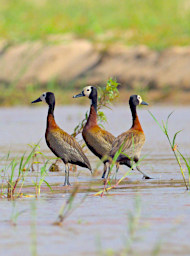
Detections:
[72, 78, 119, 138]
[97, 78, 119, 124]
[149, 111, 189, 190]
[32, 160, 52, 198]
[0, 142, 52, 199]
[0, 144, 39, 199]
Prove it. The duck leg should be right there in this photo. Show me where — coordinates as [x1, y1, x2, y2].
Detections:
[102, 162, 108, 179]
[64, 164, 68, 186]
[66, 164, 71, 186]
[64, 163, 71, 186]
[114, 163, 120, 180]
[106, 165, 111, 179]
[136, 165, 151, 179]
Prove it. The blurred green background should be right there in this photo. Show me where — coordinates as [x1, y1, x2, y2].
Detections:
[1, 0, 190, 49]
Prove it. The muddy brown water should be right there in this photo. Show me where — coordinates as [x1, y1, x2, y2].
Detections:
[0, 105, 190, 256]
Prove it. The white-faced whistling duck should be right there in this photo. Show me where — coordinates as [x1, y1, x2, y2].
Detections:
[109, 95, 151, 179]
[31, 92, 92, 186]
[73, 86, 115, 179]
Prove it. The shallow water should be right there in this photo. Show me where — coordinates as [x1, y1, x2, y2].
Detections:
[0, 105, 190, 256]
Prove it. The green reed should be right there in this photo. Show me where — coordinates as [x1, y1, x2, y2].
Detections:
[32, 160, 52, 198]
[0, 142, 52, 199]
[0, 144, 38, 199]
[149, 111, 189, 190]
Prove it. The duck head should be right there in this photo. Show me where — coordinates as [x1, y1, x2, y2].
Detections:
[31, 92, 55, 105]
[73, 86, 97, 100]
[129, 95, 148, 107]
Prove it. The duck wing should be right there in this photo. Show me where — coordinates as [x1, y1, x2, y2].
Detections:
[46, 129, 91, 170]
[110, 130, 145, 160]
[82, 126, 115, 160]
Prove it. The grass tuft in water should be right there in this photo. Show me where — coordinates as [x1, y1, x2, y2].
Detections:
[0, 142, 53, 199]
[149, 110, 189, 190]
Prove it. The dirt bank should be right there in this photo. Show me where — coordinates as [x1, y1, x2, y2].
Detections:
[0, 37, 190, 90]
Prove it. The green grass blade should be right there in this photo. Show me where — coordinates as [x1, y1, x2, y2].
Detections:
[43, 180, 53, 192]
[172, 130, 182, 148]
[148, 110, 164, 132]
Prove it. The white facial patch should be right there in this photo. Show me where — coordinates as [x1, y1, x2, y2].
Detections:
[40, 92, 47, 102]
[83, 86, 92, 97]
[137, 95, 142, 104]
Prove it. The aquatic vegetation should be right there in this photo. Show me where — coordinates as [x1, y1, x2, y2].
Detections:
[0, 144, 52, 199]
[0, 145, 38, 199]
[32, 160, 52, 198]
[149, 111, 190, 190]
[94, 151, 146, 197]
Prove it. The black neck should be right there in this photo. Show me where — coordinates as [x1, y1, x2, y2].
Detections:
[91, 95, 97, 113]
[130, 103, 137, 127]
[48, 103, 55, 116]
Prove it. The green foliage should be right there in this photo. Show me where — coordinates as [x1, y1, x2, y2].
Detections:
[32, 160, 52, 197]
[97, 78, 119, 124]
[149, 110, 190, 190]
[0, 144, 39, 199]
[0, 143, 52, 199]
[0, 0, 189, 49]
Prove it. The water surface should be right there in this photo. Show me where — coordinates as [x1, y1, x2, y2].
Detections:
[0, 105, 190, 256]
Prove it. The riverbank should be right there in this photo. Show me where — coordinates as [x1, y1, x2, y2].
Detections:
[1, 87, 190, 106]
[1, 37, 190, 106]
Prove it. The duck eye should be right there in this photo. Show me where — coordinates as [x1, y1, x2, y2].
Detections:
[87, 89, 89, 91]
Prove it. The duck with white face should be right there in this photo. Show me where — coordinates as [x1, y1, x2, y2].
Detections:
[73, 86, 116, 179]
[109, 94, 151, 179]
[31, 92, 92, 186]
[31, 92, 47, 103]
